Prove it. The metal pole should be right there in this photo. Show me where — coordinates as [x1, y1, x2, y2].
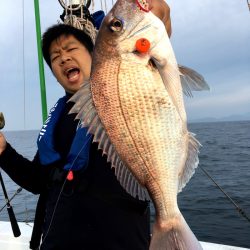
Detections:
[34, 0, 48, 122]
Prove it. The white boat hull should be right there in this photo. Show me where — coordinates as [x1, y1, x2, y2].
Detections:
[0, 221, 249, 250]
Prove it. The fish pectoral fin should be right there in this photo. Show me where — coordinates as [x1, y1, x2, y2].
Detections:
[150, 31, 185, 120]
[178, 65, 210, 97]
[153, 58, 184, 120]
[178, 132, 201, 193]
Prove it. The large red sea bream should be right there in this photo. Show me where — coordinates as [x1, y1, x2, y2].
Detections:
[71, 0, 209, 249]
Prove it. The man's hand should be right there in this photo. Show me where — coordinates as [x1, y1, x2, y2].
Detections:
[151, 0, 172, 37]
[0, 133, 7, 155]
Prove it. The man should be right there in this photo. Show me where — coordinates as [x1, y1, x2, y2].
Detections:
[0, 23, 151, 250]
[0, 2, 171, 250]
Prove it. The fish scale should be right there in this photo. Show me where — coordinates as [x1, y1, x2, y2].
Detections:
[93, 64, 149, 185]
[93, 56, 185, 218]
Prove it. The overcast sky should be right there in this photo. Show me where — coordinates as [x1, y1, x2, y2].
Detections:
[0, 0, 249, 131]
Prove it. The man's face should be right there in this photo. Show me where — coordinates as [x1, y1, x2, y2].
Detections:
[49, 34, 92, 94]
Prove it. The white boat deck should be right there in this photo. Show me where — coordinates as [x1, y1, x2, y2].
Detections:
[0, 221, 33, 250]
[0, 221, 249, 250]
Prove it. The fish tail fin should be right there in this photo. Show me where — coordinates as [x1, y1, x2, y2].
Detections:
[150, 214, 203, 250]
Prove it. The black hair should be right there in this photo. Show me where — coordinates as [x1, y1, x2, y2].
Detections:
[42, 23, 94, 68]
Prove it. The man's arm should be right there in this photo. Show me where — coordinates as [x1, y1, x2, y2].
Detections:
[0, 138, 50, 194]
[0, 132, 6, 155]
[151, 0, 172, 37]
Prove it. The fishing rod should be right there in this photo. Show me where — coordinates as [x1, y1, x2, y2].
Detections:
[0, 112, 21, 237]
[199, 166, 250, 223]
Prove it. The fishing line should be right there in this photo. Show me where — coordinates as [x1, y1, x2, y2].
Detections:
[22, 0, 29, 214]
[0, 187, 23, 213]
[42, 0, 96, 245]
[104, 0, 107, 14]
[91, 0, 94, 13]
[199, 166, 250, 223]
[40, 135, 92, 246]
[22, 0, 26, 130]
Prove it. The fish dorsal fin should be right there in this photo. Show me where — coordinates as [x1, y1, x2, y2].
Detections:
[178, 132, 201, 192]
[69, 82, 150, 201]
[178, 65, 210, 97]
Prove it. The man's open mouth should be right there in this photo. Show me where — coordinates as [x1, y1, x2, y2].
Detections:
[65, 67, 80, 81]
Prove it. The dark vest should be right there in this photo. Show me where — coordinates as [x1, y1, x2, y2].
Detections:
[30, 95, 150, 250]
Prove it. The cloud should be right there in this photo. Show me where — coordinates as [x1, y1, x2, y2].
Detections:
[166, 0, 250, 120]
[169, 0, 250, 73]
[185, 61, 250, 119]
[187, 86, 250, 108]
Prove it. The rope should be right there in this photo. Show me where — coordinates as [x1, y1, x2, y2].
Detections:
[59, 0, 97, 44]
[100, 0, 103, 11]
[200, 166, 250, 223]
[64, 15, 97, 43]
[91, 0, 94, 13]
[59, 0, 85, 11]
[104, 0, 108, 14]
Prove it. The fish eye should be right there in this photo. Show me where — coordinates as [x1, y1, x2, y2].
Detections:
[109, 18, 123, 32]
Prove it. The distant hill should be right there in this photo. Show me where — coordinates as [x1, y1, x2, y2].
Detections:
[189, 112, 250, 123]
